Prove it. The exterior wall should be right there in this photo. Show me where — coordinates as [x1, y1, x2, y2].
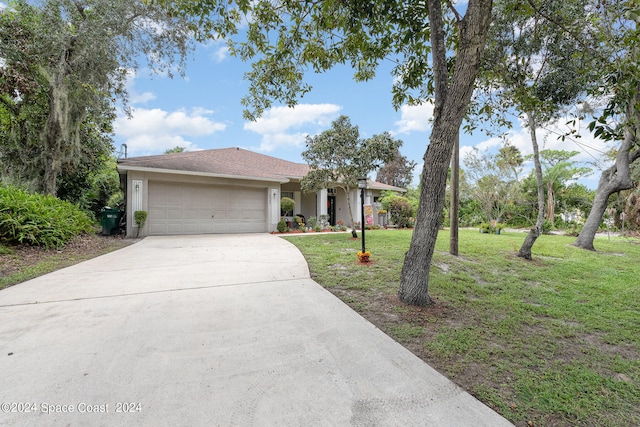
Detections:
[300, 192, 316, 222]
[268, 187, 280, 231]
[316, 189, 328, 220]
[121, 171, 281, 237]
[124, 171, 147, 238]
[334, 188, 352, 226]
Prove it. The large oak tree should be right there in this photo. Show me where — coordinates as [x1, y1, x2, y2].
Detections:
[573, 0, 640, 250]
[0, 0, 193, 195]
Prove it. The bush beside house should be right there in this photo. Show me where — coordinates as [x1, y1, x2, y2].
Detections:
[0, 185, 93, 248]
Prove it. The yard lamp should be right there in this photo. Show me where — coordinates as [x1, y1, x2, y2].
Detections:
[357, 177, 367, 255]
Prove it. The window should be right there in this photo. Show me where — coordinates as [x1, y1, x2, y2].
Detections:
[281, 191, 294, 216]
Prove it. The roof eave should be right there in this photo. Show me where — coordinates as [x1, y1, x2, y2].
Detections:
[116, 164, 290, 184]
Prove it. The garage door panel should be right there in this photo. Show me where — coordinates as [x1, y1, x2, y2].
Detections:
[167, 208, 183, 220]
[147, 181, 267, 235]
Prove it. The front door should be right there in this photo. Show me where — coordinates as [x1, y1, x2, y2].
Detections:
[327, 195, 336, 226]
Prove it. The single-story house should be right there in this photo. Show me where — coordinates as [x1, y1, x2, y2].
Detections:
[116, 147, 405, 237]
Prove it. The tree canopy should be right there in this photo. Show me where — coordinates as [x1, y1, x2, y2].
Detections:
[573, 0, 640, 250]
[0, 0, 193, 195]
[376, 147, 417, 189]
[301, 115, 399, 234]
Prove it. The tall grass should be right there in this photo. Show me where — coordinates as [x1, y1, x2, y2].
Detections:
[0, 185, 93, 248]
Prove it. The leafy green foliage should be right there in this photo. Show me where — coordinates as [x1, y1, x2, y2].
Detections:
[301, 115, 399, 231]
[375, 148, 417, 189]
[0, 0, 193, 195]
[164, 146, 186, 154]
[280, 197, 295, 216]
[380, 193, 414, 228]
[134, 210, 148, 228]
[538, 149, 592, 226]
[464, 145, 524, 223]
[57, 156, 121, 220]
[134, 210, 148, 237]
[301, 116, 399, 191]
[0, 185, 93, 248]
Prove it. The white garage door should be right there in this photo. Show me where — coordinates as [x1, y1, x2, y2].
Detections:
[147, 181, 267, 235]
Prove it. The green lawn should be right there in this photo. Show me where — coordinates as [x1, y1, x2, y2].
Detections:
[284, 229, 640, 427]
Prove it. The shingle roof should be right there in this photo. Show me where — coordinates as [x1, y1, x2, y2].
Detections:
[117, 147, 311, 181]
[117, 147, 406, 192]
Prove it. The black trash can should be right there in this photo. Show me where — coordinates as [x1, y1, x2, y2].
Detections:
[101, 207, 121, 236]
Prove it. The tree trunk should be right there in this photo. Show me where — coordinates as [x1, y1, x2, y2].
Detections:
[450, 131, 459, 256]
[343, 185, 358, 238]
[42, 84, 65, 197]
[574, 131, 640, 250]
[518, 112, 545, 260]
[546, 180, 554, 226]
[398, 0, 492, 306]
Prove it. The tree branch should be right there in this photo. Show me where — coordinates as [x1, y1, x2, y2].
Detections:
[427, 0, 448, 117]
[0, 95, 19, 116]
[445, 0, 462, 23]
[525, 0, 598, 56]
[72, 0, 87, 20]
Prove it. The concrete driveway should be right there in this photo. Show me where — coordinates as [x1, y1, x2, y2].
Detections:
[0, 234, 512, 426]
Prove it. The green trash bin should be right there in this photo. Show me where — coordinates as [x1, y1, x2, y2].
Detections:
[101, 207, 121, 235]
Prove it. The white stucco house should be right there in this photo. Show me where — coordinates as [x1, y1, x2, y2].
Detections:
[116, 147, 405, 237]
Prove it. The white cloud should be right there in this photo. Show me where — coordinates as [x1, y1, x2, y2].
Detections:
[200, 39, 229, 63]
[394, 103, 435, 134]
[212, 46, 229, 63]
[123, 69, 156, 105]
[244, 104, 342, 151]
[114, 107, 226, 155]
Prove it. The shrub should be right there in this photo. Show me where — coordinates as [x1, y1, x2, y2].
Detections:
[388, 197, 414, 228]
[277, 219, 288, 233]
[280, 197, 295, 215]
[479, 221, 505, 234]
[134, 210, 148, 238]
[306, 216, 318, 228]
[334, 219, 347, 231]
[0, 185, 93, 248]
[564, 222, 583, 237]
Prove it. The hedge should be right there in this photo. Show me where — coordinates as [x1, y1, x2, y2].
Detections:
[0, 185, 93, 249]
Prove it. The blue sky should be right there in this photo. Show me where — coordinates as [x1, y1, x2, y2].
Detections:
[115, 39, 615, 189]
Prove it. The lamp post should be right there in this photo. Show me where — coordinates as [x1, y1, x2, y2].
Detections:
[357, 177, 367, 255]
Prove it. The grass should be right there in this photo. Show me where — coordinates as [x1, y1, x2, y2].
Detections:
[283, 229, 640, 427]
